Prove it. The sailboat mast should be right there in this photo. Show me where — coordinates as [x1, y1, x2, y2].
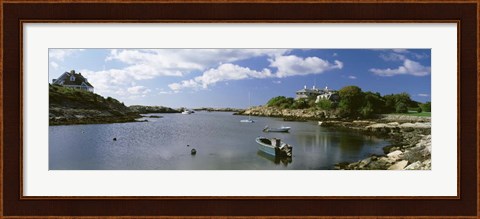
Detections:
[248, 92, 251, 120]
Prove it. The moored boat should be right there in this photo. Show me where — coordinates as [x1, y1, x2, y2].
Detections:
[255, 137, 292, 157]
[240, 92, 255, 123]
[240, 118, 255, 123]
[263, 125, 291, 132]
[181, 109, 194, 114]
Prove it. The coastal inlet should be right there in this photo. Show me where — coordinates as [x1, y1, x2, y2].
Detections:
[49, 111, 388, 170]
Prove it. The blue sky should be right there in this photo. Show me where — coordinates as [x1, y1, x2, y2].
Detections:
[49, 49, 431, 108]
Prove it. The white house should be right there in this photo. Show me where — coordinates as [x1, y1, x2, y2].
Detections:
[295, 85, 321, 100]
[315, 86, 339, 103]
[296, 85, 339, 103]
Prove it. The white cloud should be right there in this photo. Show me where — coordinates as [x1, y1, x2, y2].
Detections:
[169, 54, 344, 91]
[418, 93, 429, 97]
[392, 49, 409, 53]
[49, 49, 85, 61]
[269, 55, 343, 78]
[50, 61, 59, 69]
[272, 80, 282, 84]
[83, 69, 129, 86]
[87, 49, 291, 95]
[76, 50, 344, 98]
[379, 53, 406, 61]
[80, 49, 285, 96]
[378, 49, 430, 61]
[332, 53, 338, 57]
[159, 91, 175, 95]
[106, 85, 152, 99]
[127, 86, 151, 95]
[169, 63, 272, 91]
[370, 59, 431, 77]
[81, 68, 143, 98]
[348, 75, 357, 79]
[106, 49, 289, 75]
[413, 53, 430, 59]
[168, 79, 200, 91]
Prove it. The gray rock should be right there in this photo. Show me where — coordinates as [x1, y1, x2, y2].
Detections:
[402, 148, 424, 163]
[399, 122, 415, 128]
[404, 161, 421, 170]
[367, 157, 395, 169]
[347, 161, 360, 169]
[366, 123, 394, 129]
[388, 160, 409, 170]
[400, 122, 431, 129]
[358, 157, 372, 168]
[389, 147, 400, 153]
[402, 127, 415, 132]
[378, 114, 431, 123]
[387, 150, 403, 161]
[421, 159, 431, 170]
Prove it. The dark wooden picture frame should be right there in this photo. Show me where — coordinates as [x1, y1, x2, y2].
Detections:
[1, 1, 478, 218]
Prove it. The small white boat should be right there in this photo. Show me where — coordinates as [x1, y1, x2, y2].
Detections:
[255, 137, 292, 157]
[240, 92, 254, 123]
[181, 109, 194, 114]
[263, 125, 291, 132]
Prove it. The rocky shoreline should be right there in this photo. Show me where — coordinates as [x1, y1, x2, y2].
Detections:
[194, 107, 243, 112]
[324, 120, 431, 170]
[49, 107, 142, 126]
[49, 106, 179, 126]
[237, 106, 332, 120]
[239, 106, 431, 170]
[128, 105, 180, 114]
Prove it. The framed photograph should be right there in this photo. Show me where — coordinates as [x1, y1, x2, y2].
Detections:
[2, 0, 478, 218]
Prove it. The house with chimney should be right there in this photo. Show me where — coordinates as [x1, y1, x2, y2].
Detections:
[51, 70, 94, 92]
[315, 86, 340, 103]
[295, 85, 339, 103]
[295, 85, 322, 100]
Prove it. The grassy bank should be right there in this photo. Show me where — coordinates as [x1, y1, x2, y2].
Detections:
[49, 85, 141, 125]
[403, 112, 431, 117]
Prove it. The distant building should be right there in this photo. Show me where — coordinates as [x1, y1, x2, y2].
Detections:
[295, 85, 339, 103]
[315, 86, 340, 103]
[52, 70, 94, 92]
[295, 85, 321, 100]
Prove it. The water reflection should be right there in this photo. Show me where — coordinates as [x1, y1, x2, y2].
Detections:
[256, 151, 292, 166]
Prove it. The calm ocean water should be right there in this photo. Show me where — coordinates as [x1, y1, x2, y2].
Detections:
[49, 111, 388, 170]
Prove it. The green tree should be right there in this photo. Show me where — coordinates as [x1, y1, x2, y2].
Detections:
[360, 104, 374, 118]
[316, 99, 333, 110]
[267, 96, 287, 107]
[363, 91, 386, 114]
[383, 94, 397, 113]
[420, 101, 431, 112]
[307, 96, 317, 108]
[395, 92, 411, 105]
[338, 86, 364, 118]
[396, 102, 408, 113]
[292, 99, 309, 109]
[266, 96, 295, 108]
[284, 98, 295, 108]
[383, 92, 413, 114]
